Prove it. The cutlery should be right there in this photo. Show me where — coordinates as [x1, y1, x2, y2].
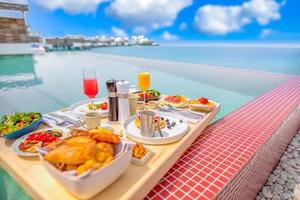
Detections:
[48, 113, 79, 124]
[43, 115, 66, 125]
[159, 106, 203, 119]
[167, 105, 204, 117]
[157, 118, 163, 138]
[68, 121, 84, 129]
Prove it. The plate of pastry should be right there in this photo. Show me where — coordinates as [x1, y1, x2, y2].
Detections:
[124, 113, 189, 145]
[189, 97, 216, 112]
[36, 128, 132, 199]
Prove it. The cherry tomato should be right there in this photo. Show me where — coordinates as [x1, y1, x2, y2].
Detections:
[100, 102, 108, 110]
[199, 97, 209, 105]
[175, 99, 180, 103]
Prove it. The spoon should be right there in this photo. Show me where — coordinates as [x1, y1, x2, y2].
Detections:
[43, 115, 65, 125]
[157, 118, 163, 138]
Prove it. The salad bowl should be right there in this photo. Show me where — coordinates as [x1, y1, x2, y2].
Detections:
[0, 113, 43, 139]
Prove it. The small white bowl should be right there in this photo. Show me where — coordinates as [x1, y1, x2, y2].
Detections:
[131, 146, 153, 166]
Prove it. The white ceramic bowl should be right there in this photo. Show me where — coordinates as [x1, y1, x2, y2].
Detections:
[131, 146, 153, 166]
[38, 141, 132, 199]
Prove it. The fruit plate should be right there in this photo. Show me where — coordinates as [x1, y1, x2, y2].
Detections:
[159, 96, 188, 108]
[69, 98, 109, 119]
[124, 113, 189, 145]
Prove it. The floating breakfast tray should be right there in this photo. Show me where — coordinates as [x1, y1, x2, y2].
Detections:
[0, 103, 220, 200]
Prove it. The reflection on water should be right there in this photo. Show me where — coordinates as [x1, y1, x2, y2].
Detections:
[0, 55, 43, 90]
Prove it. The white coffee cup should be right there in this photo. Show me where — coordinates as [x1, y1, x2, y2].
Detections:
[85, 112, 101, 129]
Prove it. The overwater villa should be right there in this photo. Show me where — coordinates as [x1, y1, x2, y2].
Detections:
[44, 35, 157, 52]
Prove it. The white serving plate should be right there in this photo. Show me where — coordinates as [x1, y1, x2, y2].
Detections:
[69, 98, 109, 119]
[38, 140, 132, 199]
[124, 114, 189, 145]
[131, 146, 153, 166]
[12, 128, 69, 157]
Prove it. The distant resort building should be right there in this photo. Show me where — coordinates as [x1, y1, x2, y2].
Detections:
[0, 0, 32, 55]
[43, 35, 157, 52]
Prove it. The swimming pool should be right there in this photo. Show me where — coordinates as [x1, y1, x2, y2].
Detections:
[0, 50, 290, 200]
[0, 51, 288, 118]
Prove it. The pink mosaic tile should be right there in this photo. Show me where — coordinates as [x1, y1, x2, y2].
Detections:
[146, 77, 300, 199]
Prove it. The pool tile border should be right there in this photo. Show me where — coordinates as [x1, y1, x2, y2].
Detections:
[146, 77, 300, 199]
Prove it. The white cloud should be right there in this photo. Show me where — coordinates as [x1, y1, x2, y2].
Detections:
[260, 28, 275, 38]
[243, 0, 283, 25]
[33, 0, 108, 14]
[194, 0, 284, 35]
[161, 31, 178, 40]
[179, 22, 187, 31]
[106, 0, 192, 31]
[111, 26, 127, 37]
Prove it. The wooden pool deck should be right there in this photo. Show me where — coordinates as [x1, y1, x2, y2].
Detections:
[147, 77, 300, 199]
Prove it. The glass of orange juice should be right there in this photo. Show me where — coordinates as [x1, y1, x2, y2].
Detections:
[138, 69, 150, 106]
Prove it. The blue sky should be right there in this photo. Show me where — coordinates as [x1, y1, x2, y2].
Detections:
[27, 0, 300, 41]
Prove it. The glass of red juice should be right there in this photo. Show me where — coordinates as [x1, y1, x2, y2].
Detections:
[83, 69, 98, 102]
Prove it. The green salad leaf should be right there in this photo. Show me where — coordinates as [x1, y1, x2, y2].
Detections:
[0, 112, 41, 136]
[148, 89, 160, 97]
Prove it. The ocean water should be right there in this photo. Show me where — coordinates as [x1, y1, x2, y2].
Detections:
[92, 44, 300, 75]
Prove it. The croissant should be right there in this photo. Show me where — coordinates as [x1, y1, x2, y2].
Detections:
[44, 129, 120, 175]
[90, 132, 120, 144]
[44, 137, 97, 165]
[76, 142, 114, 175]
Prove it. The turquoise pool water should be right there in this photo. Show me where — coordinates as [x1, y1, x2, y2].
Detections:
[0, 52, 287, 118]
[0, 48, 291, 200]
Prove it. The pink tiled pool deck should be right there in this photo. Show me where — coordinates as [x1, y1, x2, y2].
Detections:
[147, 77, 300, 199]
